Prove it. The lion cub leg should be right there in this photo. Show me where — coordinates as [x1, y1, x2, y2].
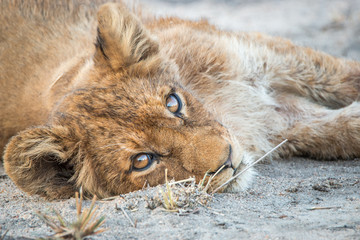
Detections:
[266, 36, 360, 108]
[283, 102, 360, 159]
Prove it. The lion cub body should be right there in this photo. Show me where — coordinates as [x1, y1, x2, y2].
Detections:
[1, 1, 360, 199]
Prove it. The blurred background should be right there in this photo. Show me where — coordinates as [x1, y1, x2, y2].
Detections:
[139, 0, 360, 60]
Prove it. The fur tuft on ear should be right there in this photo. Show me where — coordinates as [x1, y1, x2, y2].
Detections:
[3, 126, 78, 199]
[95, 3, 159, 70]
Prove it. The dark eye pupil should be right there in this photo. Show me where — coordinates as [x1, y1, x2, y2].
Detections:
[166, 94, 182, 114]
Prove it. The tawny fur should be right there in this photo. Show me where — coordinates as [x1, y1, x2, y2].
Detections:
[1, 1, 359, 199]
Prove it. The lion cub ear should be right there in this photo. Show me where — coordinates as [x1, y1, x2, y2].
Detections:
[95, 3, 159, 70]
[3, 126, 77, 199]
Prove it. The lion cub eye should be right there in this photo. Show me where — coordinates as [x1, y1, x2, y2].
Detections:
[132, 153, 154, 171]
[166, 93, 182, 115]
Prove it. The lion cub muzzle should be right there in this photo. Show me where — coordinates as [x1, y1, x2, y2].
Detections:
[209, 144, 234, 174]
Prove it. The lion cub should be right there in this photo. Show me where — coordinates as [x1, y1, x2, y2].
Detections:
[1, 2, 359, 199]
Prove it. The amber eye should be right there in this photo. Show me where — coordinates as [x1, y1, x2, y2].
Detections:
[166, 93, 182, 115]
[132, 153, 154, 171]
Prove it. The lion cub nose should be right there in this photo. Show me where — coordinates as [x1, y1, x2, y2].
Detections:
[223, 145, 233, 169]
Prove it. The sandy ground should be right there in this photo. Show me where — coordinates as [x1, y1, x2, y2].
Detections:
[1, 0, 360, 239]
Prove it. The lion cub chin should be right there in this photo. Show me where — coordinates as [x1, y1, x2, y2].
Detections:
[3, 2, 360, 199]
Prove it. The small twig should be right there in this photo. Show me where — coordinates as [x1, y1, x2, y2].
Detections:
[307, 206, 341, 211]
[160, 208, 179, 213]
[198, 170, 211, 189]
[168, 177, 196, 186]
[203, 165, 225, 193]
[75, 190, 82, 216]
[212, 139, 288, 193]
[100, 196, 119, 202]
[202, 206, 225, 216]
[178, 208, 200, 216]
[142, 180, 148, 190]
[0, 230, 9, 240]
[350, 180, 359, 186]
[119, 206, 136, 227]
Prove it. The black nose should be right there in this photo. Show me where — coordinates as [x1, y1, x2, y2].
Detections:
[223, 145, 233, 169]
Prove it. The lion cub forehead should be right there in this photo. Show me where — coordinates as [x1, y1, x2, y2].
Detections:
[58, 82, 184, 124]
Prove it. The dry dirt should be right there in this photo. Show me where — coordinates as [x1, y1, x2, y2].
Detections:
[1, 0, 360, 239]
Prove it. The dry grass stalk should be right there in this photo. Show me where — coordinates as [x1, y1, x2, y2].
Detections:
[118, 205, 137, 227]
[202, 165, 225, 193]
[198, 170, 210, 189]
[0, 230, 9, 240]
[308, 206, 341, 211]
[158, 169, 213, 212]
[159, 169, 178, 211]
[168, 177, 195, 186]
[36, 190, 106, 240]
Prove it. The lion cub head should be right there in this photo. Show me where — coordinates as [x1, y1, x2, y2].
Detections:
[3, 3, 247, 199]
